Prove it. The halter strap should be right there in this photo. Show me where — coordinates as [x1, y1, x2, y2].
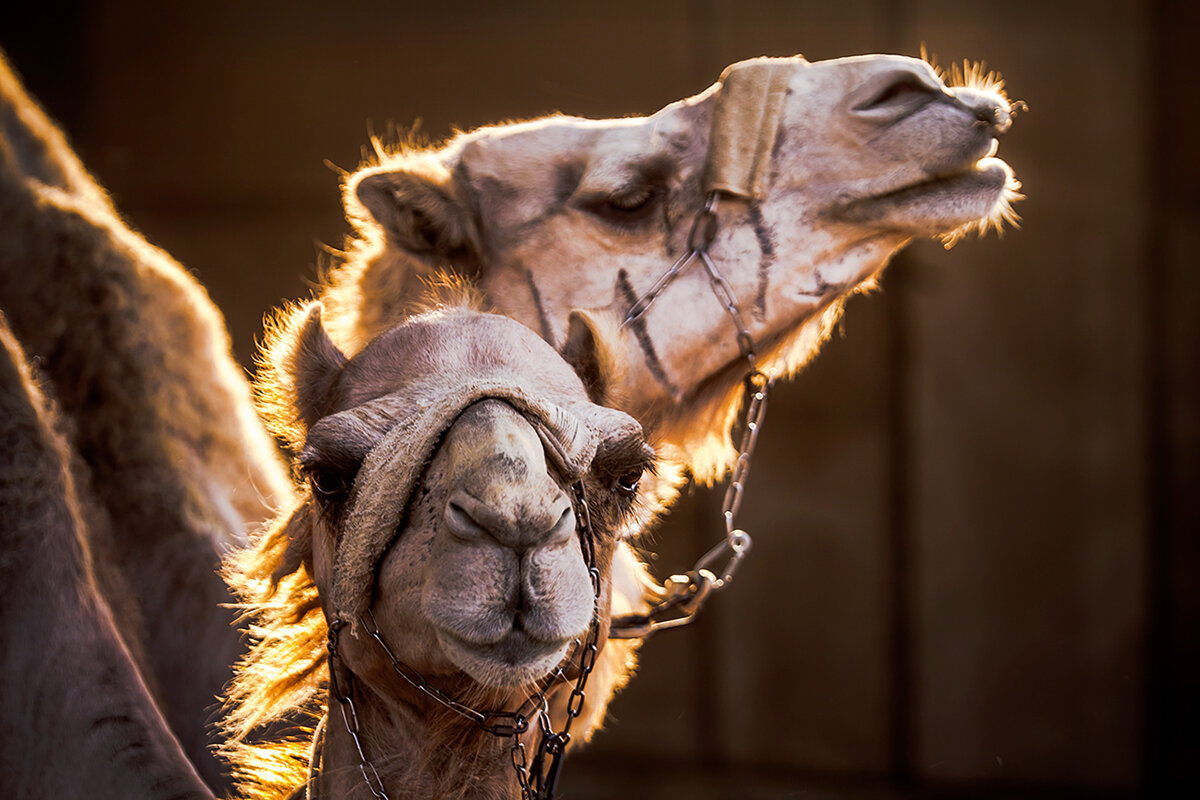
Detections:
[704, 55, 803, 199]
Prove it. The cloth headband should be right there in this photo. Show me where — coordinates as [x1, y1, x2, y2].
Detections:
[703, 55, 805, 199]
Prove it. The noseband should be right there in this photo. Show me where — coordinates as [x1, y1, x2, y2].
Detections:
[315, 480, 601, 800]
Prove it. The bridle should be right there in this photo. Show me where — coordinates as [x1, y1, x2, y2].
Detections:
[610, 190, 772, 639]
[315, 191, 770, 800]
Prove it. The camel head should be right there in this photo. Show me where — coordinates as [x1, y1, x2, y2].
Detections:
[272, 302, 652, 698]
[220, 299, 656, 797]
[324, 53, 1020, 479]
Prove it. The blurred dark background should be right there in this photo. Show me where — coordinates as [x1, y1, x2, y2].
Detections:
[2, 1, 1196, 797]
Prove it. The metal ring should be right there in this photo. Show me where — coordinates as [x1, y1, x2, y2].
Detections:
[728, 529, 752, 553]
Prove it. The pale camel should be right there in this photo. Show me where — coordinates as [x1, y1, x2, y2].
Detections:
[322, 54, 1020, 482]
[221, 300, 654, 799]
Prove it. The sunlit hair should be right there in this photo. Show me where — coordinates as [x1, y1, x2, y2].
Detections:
[218, 494, 326, 797]
[221, 296, 347, 798]
[921, 45, 1025, 248]
[220, 285, 484, 798]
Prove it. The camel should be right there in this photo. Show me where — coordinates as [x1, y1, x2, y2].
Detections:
[0, 297, 649, 799]
[220, 299, 655, 799]
[323, 53, 1020, 481]
[0, 53, 293, 789]
[0, 49, 1020, 794]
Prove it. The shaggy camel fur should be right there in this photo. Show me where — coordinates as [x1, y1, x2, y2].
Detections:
[221, 302, 655, 799]
[0, 53, 292, 789]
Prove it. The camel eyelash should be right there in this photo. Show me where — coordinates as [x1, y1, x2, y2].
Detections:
[593, 441, 656, 498]
[578, 183, 664, 226]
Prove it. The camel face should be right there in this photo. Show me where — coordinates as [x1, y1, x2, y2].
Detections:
[289, 306, 651, 693]
[776, 55, 1017, 239]
[335, 53, 1018, 470]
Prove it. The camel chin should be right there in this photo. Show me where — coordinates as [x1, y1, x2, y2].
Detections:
[425, 518, 598, 688]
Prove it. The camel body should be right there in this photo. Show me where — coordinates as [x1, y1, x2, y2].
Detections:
[0, 54, 292, 791]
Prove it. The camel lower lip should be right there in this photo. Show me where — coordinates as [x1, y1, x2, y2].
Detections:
[886, 158, 1009, 202]
[833, 157, 1012, 225]
[438, 628, 570, 686]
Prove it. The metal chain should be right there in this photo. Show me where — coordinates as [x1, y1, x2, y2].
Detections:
[326, 624, 392, 800]
[325, 480, 602, 800]
[611, 190, 772, 639]
[622, 192, 720, 326]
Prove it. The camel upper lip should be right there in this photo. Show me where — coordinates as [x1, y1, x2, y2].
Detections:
[843, 135, 1004, 208]
[869, 151, 1003, 199]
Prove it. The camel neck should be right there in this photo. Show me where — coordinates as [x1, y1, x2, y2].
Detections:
[317, 680, 524, 800]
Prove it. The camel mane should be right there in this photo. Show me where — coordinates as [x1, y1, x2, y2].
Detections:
[218, 492, 325, 799]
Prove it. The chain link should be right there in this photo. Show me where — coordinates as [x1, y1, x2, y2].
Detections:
[611, 190, 772, 638]
[326, 621, 393, 800]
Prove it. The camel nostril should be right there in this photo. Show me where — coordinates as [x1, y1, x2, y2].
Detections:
[852, 71, 939, 122]
[970, 103, 1012, 138]
[444, 496, 489, 542]
[545, 505, 575, 547]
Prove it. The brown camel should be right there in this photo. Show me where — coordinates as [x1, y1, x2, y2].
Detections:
[221, 300, 655, 799]
[0, 314, 212, 800]
[0, 53, 293, 789]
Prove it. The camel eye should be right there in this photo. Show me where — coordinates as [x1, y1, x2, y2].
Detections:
[310, 468, 348, 500]
[608, 186, 656, 212]
[615, 468, 643, 495]
[586, 185, 661, 224]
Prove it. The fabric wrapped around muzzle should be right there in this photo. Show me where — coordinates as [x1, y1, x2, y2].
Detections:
[703, 55, 805, 200]
[326, 376, 607, 632]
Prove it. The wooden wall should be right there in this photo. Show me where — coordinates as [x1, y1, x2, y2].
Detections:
[2, 1, 1195, 796]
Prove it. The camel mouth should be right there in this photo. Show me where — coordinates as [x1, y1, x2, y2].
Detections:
[871, 157, 1009, 204]
[437, 627, 573, 688]
[833, 156, 1019, 236]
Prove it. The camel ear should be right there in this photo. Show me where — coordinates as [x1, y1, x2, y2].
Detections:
[561, 309, 620, 406]
[291, 304, 349, 430]
[349, 160, 482, 275]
